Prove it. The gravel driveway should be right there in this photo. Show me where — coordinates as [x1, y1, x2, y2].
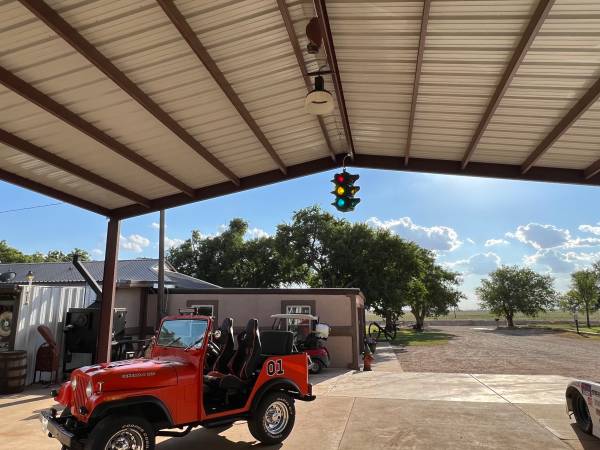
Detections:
[395, 326, 600, 380]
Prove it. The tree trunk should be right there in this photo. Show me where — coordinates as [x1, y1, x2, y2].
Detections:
[586, 305, 591, 328]
[506, 314, 514, 328]
[413, 310, 425, 331]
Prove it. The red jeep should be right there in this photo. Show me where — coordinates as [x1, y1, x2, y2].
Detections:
[40, 315, 315, 450]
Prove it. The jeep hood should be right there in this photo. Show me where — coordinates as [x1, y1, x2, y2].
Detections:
[78, 358, 178, 392]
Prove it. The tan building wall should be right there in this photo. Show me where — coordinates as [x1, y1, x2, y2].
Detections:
[146, 289, 365, 369]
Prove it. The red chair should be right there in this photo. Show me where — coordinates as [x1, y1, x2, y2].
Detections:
[34, 325, 59, 385]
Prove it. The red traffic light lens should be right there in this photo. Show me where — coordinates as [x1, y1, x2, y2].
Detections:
[336, 174, 345, 183]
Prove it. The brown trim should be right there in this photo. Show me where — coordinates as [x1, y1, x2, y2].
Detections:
[97, 218, 120, 363]
[328, 326, 354, 337]
[138, 288, 149, 337]
[523, 76, 600, 173]
[276, 0, 336, 162]
[348, 294, 359, 370]
[110, 152, 600, 219]
[315, 0, 355, 158]
[19, 0, 240, 187]
[404, 0, 430, 165]
[0, 166, 111, 216]
[186, 300, 219, 322]
[280, 300, 317, 317]
[462, 0, 554, 169]
[0, 66, 195, 198]
[158, 0, 286, 174]
[0, 128, 150, 207]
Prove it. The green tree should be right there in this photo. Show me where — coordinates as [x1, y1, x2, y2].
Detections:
[274, 206, 425, 317]
[0, 240, 29, 263]
[565, 270, 599, 328]
[404, 255, 463, 331]
[477, 266, 557, 327]
[168, 219, 293, 287]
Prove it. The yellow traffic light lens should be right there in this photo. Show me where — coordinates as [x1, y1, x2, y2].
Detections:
[336, 186, 345, 195]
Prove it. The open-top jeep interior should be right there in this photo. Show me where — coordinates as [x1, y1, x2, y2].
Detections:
[202, 318, 297, 413]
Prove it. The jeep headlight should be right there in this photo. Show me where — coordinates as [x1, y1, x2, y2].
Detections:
[71, 377, 77, 391]
[85, 380, 93, 398]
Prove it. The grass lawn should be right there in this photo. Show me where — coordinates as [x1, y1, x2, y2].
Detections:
[388, 329, 454, 347]
[527, 323, 600, 334]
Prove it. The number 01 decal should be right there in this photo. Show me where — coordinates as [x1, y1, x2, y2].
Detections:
[266, 359, 284, 376]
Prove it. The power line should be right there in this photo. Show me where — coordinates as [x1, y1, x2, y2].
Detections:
[0, 202, 63, 214]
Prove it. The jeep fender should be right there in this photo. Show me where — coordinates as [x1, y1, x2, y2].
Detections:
[250, 378, 301, 412]
[89, 395, 173, 427]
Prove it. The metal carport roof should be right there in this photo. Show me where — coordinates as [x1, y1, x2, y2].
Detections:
[1, 0, 600, 221]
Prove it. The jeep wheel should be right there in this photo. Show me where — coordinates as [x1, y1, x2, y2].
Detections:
[84, 416, 155, 450]
[248, 392, 295, 445]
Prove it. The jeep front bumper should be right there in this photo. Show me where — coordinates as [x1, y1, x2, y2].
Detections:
[40, 410, 80, 449]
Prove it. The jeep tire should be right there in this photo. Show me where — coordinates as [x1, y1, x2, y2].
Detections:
[84, 416, 155, 450]
[248, 391, 295, 444]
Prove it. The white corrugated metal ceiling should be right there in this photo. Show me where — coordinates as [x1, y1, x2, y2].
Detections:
[1, 0, 599, 218]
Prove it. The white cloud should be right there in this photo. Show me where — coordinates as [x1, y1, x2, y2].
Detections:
[151, 222, 160, 230]
[164, 237, 184, 249]
[446, 252, 501, 275]
[524, 249, 576, 273]
[367, 217, 462, 252]
[484, 238, 509, 247]
[579, 224, 600, 235]
[246, 227, 269, 240]
[466, 238, 476, 245]
[506, 223, 571, 249]
[120, 234, 150, 253]
[91, 248, 103, 257]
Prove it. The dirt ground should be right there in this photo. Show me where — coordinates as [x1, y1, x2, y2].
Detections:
[394, 326, 600, 380]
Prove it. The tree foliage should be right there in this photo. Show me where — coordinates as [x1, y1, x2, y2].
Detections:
[563, 269, 599, 328]
[404, 255, 463, 330]
[477, 265, 557, 327]
[0, 240, 90, 263]
[168, 206, 464, 326]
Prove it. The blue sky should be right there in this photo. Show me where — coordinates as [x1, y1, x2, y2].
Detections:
[2, 169, 600, 309]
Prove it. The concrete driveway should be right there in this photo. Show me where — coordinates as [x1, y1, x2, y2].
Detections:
[1, 347, 598, 450]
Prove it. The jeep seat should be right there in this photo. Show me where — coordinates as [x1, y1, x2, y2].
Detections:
[261, 330, 294, 356]
[208, 318, 235, 375]
[219, 319, 261, 391]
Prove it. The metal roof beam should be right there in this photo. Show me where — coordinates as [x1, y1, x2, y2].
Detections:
[0, 65, 195, 198]
[405, 0, 431, 166]
[19, 0, 240, 187]
[0, 167, 110, 216]
[523, 76, 600, 174]
[1, 127, 149, 207]
[110, 153, 600, 220]
[276, 0, 336, 162]
[0, 129, 151, 207]
[462, 0, 555, 169]
[157, 0, 287, 174]
[314, 0, 355, 159]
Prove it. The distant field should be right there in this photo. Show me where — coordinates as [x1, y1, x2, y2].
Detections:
[366, 310, 600, 323]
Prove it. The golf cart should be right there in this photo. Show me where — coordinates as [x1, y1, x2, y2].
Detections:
[271, 313, 330, 374]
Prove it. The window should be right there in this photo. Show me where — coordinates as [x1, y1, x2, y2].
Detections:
[189, 304, 214, 317]
[286, 305, 312, 337]
[157, 319, 208, 349]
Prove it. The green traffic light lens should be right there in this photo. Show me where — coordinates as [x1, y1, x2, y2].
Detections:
[337, 198, 345, 207]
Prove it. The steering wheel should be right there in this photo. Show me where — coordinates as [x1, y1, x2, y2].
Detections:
[207, 339, 220, 357]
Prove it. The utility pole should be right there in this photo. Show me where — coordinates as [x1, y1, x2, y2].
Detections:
[157, 210, 165, 326]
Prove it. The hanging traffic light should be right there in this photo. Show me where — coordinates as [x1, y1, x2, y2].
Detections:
[331, 170, 360, 212]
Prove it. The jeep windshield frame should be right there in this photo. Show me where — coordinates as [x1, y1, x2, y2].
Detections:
[157, 318, 209, 349]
